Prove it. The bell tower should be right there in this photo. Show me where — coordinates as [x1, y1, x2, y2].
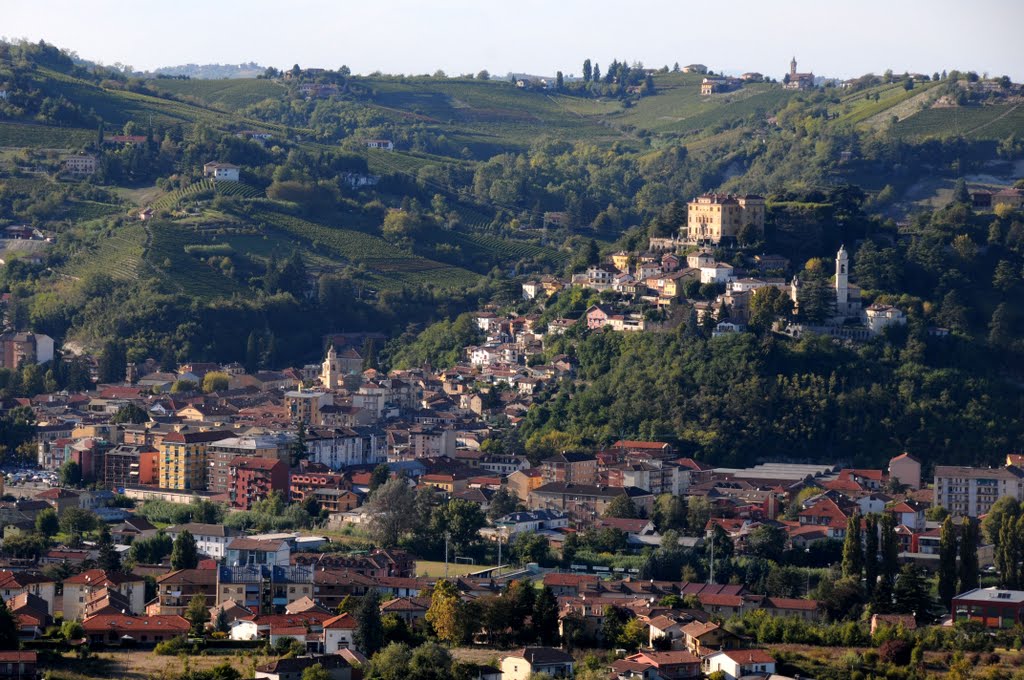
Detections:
[790, 56, 797, 76]
[835, 245, 849, 313]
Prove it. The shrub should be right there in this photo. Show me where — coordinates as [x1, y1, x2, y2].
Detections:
[879, 639, 912, 666]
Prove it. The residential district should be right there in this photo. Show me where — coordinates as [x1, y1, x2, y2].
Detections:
[0, 191, 1022, 679]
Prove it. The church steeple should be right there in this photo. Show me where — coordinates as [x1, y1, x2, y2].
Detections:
[835, 244, 849, 311]
[790, 56, 798, 76]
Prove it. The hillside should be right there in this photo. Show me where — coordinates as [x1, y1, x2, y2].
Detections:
[0, 40, 1021, 365]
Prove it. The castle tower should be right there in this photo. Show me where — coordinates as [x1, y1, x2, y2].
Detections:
[320, 345, 340, 390]
[790, 275, 801, 309]
[835, 245, 849, 313]
[790, 57, 797, 76]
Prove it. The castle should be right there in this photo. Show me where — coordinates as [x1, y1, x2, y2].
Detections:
[686, 193, 766, 244]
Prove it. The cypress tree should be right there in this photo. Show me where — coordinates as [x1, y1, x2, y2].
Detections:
[958, 517, 979, 594]
[864, 514, 879, 598]
[874, 513, 899, 611]
[938, 516, 959, 608]
[841, 512, 863, 579]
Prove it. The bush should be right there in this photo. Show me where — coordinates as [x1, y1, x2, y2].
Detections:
[154, 636, 190, 655]
[879, 639, 912, 665]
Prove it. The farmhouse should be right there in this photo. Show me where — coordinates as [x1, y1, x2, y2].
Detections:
[203, 162, 240, 182]
[63, 155, 96, 175]
[365, 139, 394, 151]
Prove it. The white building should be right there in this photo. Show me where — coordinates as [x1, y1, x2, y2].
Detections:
[164, 523, 243, 560]
[700, 262, 734, 284]
[323, 613, 358, 653]
[864, 303, 907, 335]
[365, 139, 394, 151]
[501, 647, 574, 680]
[934, 465, 1024, 517]
[203, 162, 240, 182]
[703, 650, 776, 680]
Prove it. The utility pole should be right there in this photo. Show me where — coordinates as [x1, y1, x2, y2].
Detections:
[709, 529, 714, 585]
[497, 527, 504, 575]
[444, 530, 450, 579]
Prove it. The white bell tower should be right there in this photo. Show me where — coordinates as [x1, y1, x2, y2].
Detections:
[835, 245, 849, 313]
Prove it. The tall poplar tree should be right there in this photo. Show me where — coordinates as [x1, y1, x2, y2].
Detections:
[874, 513, 900, 611]
[864, 514, 879, 598]
[841, 512, 863, 579]
[958, 517, 979, 594]
[938, 517, 959, 608]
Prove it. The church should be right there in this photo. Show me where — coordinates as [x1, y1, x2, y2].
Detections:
[790, 245, 862, 322]
[784, 57, 815, 90]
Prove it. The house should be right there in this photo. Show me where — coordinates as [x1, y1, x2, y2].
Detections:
[229, 457, 289, 510]
[0, 652, 38, 680]
[226, 538, 291, 567]
[541, 452, 598, 485]
[864, 303, 906, 335]
[933, 465, 1024, 517]
[680, 620, 739, 655]
[255, 655, 351, 680]
[889, 453, 921, 490]
[7, 592, 50, 639]
[647, 614, 687, 649]
[165, 523, 244, 559]
[81, 614, 189, 645]
[154, 568, 218, 617]
[625, 651, 701, 679]
[34, 487, 80, 515]
[322, 612, 359, 653]
[501, 647, 574, 680]
[687, 194, 765, 244]
[365, 139, 394, 151]
[62, 570, 145, 622]
[63, 155, 96, 175]
[203, 162, 240, 182]
[870, 613, 917, 635]
[703, 649, 776, 680]
[0, 572, 56, 615]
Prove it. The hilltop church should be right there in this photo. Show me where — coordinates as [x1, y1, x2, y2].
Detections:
[784, 57, 815, 90]
[790, 245, 861, 321]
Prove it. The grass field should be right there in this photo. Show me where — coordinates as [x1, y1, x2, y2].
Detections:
[415, 560, 499, 578]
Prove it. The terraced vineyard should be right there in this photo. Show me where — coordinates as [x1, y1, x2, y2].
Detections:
[215, 180, 264, 198]
[447, 231, 569, 265]
[894, 103, 1024, 140]
[146, 222, 245, 298]
[64, 222, 145, 282]
[151, 179, 216, 212]
[253, 208, 480, 289]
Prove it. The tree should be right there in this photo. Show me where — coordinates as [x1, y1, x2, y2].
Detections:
[476, 70, 490, 81]
[993, 260, 1018, 292]
[893, 564, 936, 624]
[938, 516, 959, 609]
[533, 586, 559, 646]
[426, 579, 464, 645]
[651, 494, 687, 533]
[355, 591, 384, 656]
[60, 620, 83, 642]
[748, 286, 792, 332]
[369, 463, 390, 492]
[582, 59, 592, 83]
[59, 507, 96, 540]
[603, 494, 638, 519]
[989, 303, 1014, 348]
[185, 593, 209, 634]
[301, 664, 331, 680]
[430, 499, 486, 555]
[600, 606, 627, 649]
[35, 507, 59, 536]
[59, 460, 82, 487]
[171, 530, 199, 569]
[555, 71, 564, 90]
[97, 524, 121, 572]
[201, 371, 230, 393]
[511, 531, 549, 565]
[214, 607, 229, 633]
[366, 478, 416, 547]
[487, 487, 518, 521]
[592, 63, 601, 83]
[841, 512, 863, 579]
[0, 600, 17, 650]
[112, 403, 149, 424]
[686, 496, 711, 535]
[864, 514, 879, 598]
[747, 525, 787, 562]
[951, 178, 971, 205]
[959, 517, 980, 594]
[874, 513, 899, 610]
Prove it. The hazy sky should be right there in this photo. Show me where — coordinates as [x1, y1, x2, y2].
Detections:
[5, 0, 1023, 80]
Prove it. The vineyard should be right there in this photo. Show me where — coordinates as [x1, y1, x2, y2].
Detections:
[63, 222, 146, 282]
[150, 179, 262, 212]
[147, 222, 245, 299]
[151, 78, 285, 110]
[894, 104, 1024, 140]
[252, 208, 480, 290]
[0, 122, 95, 149]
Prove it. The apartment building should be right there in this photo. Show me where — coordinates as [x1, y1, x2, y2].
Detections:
[934, 465, 1024, 518]
[159, 430, 233, 490]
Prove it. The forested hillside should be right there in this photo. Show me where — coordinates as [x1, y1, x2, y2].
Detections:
[0, 39, 1021, 468]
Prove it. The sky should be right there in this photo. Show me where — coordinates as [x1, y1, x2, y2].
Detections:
[4, 0, 1023, 81]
